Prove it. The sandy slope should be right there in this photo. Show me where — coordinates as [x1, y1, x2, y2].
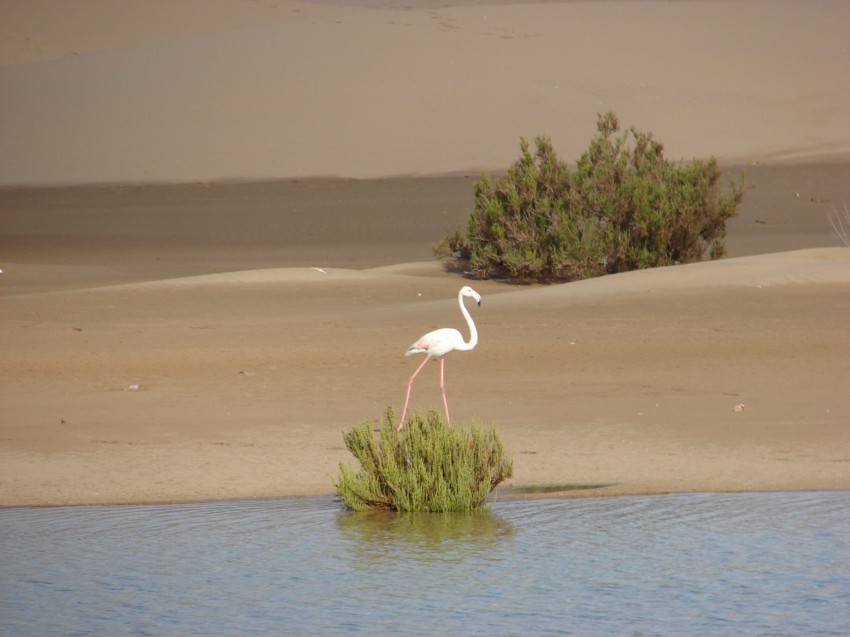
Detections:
[1, 0, 849, 184]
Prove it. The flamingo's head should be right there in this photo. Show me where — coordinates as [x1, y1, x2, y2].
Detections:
[460, 285, 481, 307]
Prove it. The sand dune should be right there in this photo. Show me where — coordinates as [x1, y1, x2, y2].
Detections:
[495, 248, 850, 304]
[1, 0, 849, 185]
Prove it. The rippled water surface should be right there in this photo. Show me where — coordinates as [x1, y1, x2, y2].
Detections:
[2, 491, 848, 636]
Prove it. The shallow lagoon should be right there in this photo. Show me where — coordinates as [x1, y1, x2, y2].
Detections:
[2, 491, 848, 636]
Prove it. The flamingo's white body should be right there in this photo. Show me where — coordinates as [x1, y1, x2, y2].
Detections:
[398, 286, 481, 430]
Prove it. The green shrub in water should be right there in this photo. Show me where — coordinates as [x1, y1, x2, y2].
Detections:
[335, 408, 513, 512]
[437, 112, 745, 282]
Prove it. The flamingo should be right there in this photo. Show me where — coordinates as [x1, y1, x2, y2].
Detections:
[398, 286, 481, 430]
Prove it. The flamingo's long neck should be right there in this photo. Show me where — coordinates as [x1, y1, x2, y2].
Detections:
[458, 291, 478, 351]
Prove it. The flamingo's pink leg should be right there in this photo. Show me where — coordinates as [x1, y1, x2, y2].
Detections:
[399, 356, 430, 430]
[439, 357, 451, 427]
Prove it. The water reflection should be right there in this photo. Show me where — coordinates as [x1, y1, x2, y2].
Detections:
[1, 491, 848, 637]
[337, 508, 516, 565]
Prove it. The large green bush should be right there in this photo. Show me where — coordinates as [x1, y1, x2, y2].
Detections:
[438, 112, 745, 282]
[335, 409, 513, 512]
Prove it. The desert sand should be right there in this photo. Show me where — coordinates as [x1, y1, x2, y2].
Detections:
[1, 0, 849, 506]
